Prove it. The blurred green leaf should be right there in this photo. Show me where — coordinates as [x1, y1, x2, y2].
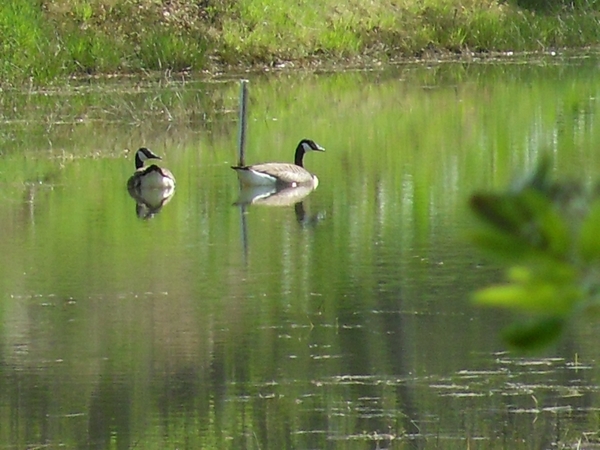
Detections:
[507, 262, 576, 284]
[474, 282, 581, 315]
[469, 159, 600, 350]
[471, 227, 544, 262]
[471, 189, 570, 261]
[502, 316, 565, 352]
[506, 266, 531, 283]
[470, 193, 532, 236]
[578, 199, 600, 263]
[519, 189, 571, 260]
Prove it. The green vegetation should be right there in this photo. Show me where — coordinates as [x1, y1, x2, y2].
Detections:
[471, 160, 600, 351]
[2, 0, 600, 84]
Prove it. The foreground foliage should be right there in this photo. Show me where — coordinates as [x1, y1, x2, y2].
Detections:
[470, 160, 600, 351]
[2, 0, 600, 83]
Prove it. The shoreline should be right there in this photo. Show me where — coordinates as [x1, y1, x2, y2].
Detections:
[3, 1, 600, 85]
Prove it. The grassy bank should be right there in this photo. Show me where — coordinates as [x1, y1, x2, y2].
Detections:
[2, 0, 600, 84]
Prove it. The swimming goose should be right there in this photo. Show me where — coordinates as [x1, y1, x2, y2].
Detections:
[231, 139, 325, 187]
[127, 147, 176, 191]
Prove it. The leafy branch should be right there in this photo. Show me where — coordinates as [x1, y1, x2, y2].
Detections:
[470, 159, 600, 351]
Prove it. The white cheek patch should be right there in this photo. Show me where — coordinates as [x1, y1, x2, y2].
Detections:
[302, 142, 311, 152]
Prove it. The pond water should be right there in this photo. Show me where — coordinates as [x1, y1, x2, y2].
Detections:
[2, 56, 600, 449]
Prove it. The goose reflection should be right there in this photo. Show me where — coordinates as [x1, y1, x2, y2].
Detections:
[234, 184, 324, 228]
[294, 201, 325, 228]
[128, 185, 175, 219]
[234, 184, 315, 207]
[235, 184, 323, 264]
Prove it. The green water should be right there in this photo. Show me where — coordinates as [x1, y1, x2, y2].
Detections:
[1, 58, 600, 449]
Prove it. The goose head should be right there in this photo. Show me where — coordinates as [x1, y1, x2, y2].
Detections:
[295, 139, 325, 166]
[299, 139, 325, 153]
[134, 147, 162, 169]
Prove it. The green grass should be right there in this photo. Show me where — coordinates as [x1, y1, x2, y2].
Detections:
[2, 0, 600, 84]
[0, 2, 57, 82]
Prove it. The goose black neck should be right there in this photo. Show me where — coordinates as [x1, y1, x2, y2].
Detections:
[294, 143, 306, 167]
[135, 153, 144, 169]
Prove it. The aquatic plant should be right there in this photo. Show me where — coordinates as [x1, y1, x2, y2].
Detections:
[470, 159, 600, 351]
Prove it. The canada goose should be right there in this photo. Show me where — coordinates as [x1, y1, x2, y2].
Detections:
[127, 147, 176, 191]
[231, 139, 325, 187]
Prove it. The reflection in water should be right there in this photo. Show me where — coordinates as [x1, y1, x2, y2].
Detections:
[127, 185, 175, 219]
[235, 184, 321, 265]
[294, 201, 325, 228]
[88, 371, 132, 450]
[234, 184, 315, 207]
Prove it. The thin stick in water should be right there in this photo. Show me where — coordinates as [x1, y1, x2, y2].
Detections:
[237, 79, 249, 167]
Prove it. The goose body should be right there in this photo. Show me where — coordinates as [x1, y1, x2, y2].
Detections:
[127, 147, 176, 191]
[231, 139, 324, 187]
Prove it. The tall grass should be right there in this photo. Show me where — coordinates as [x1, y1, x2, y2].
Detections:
[219, 0, 600, 61]
[2, 0, 600, 84]
[0, 1, 61, 82]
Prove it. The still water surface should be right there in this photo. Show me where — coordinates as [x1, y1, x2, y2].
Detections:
[2, 57, 600, 449]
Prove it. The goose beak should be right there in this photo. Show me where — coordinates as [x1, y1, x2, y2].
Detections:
[315, 144, 325, 152]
